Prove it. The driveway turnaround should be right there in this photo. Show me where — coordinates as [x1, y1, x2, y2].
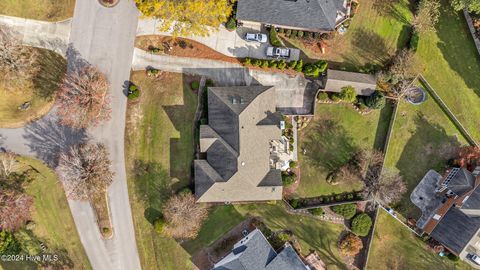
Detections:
[137, 19, 300, 61]
[132, 48, 316, 115]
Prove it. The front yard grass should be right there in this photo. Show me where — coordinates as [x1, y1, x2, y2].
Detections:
[282, 0, 413, 70]
[0, 157, 91, 270]
[367, 208, 469, 269]
[0, 48, 66, 128]
[0, 0, 75, 21]
[296, 103, 393, 197]
[384, 88, 468, 218]
[125, 71, 199, 270]
[416, 3, 480, 142]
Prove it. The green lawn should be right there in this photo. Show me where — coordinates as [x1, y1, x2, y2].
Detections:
[367, 209, 470, 269]
[0, 48, 66, 128]
[1, 157, 91, 270]
[125, 71, 199, 270]
[416, 3, 480, 142]
[0, 0, 75, 21]
[296, 103, 393, 197]
[125, 71, 348, 269]
[384, 87, 468, 217]
[282, 0, 413, 70]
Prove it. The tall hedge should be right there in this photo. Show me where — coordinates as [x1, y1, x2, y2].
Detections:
[331, 203, 357, 219]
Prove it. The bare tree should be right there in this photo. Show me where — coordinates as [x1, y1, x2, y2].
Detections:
[0, 190, 33, 231]
[0, 151, 18, 179]
[377, 169, 407, 205]
[57, 66, 111, 129]
[0, 26, 38, 90]
[162, 193, 208, 239]
[412, 0, 441, 33]
[57, 143, 114, 201]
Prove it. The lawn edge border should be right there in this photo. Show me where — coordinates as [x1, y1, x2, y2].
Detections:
[363, 205, 379, 270]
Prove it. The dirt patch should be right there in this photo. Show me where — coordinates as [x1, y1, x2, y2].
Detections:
[136, 35, 241, 64]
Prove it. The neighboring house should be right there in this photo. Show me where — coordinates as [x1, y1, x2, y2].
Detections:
[195, 86, 285, 203]
[411, 166, 480, 265]
[236, 0, 348, 32]
[212, 229, 309, 270]
[321, 69, 377, 96]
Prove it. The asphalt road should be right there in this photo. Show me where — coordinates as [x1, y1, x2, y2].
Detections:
[0, 1, 142, 269]
[68, 0, 141, 269]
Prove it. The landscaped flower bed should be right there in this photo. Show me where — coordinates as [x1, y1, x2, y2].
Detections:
[288, 191, 364, 209]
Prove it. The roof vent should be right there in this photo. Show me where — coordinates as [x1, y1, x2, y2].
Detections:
[241, 161, 245, 166]
[240, 97, 245, 104]
[232, 97, 238, 104]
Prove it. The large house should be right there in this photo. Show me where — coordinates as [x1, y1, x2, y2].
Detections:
[411, 166, 480, 264]
[194, 86, 286, 203]
[236, 0, 349, 32]
[212, 229, 309, 270]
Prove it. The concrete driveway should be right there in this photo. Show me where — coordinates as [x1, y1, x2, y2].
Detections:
[133, 48, 315, 115]
[137, 19, 300, 61]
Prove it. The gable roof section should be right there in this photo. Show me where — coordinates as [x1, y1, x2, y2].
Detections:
[430, 207, 480, 255]
[236, 0, 341, 31]
[324, 69, 377, 96]
[213, 229, 308, 270]
[462, 185, 480, 211]
[446, 168, 476, 196]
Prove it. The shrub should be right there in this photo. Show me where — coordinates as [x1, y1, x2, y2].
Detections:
[277, 232, 290, 242]
[309, 207, 325, 216]
[269, 27, 283, 47]
[178, 187, 192, 195]
[340, 86, 357, 103]
[302, 60, 328, 78]
[447, 253, 459, 261]
[288, 60, 297, 69]
[205, 79, 214, 87]
[294, 59, 303, 72]
[365, 90, 386, 109]
[128, 84, 140, 100]
[331, 93, 341, 102]
[278, 28, 285, 34]
[292, 30, 298, 37]
[260, 60, 269, 68]
[253, 59, 262, 66]
[339, 233, 363, 256]
[285, 29, 292, 37]
[178, 40, 188, 49]
[409, 30, 419, 51]
[297, 30, 304, 38]
[289, 161, 297, 168]
[306, 32, 314, 39]
[226, 17, 237, 30]
[290, 199, 299, 209]
[148, 45, 162, 53]
[278, 60, 287, 70]
[154, 218, 166, 234]
[314, 32, 321, 39]
[147, 68, 159, 76]
[268, 60, 278, 68]
[351, 213, 372, 237]
[331, 203, 357, 219]
[244, 57, 251, 65]
[191, 81, 200, 90]
[0, 231, 21, 255]
[102, 227, 111, 235]
[282, 172, 296, 186]
[317, 92, 329, 101]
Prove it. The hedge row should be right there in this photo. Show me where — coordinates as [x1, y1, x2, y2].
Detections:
[244, 58, 328, 78]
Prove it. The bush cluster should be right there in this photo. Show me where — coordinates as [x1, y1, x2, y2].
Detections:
[309, 207, 325, 216]
[340, 86, 357, 103]
[282, 171, 296, 187]
[269, 28, 283, 47]
[331, 203, 357, 220]
[191, 81, 200, 90]
[225, 17, 237, 30]
[0, 231, 21, 255]
[317, 92, 329, 101]
[128, 84, 140, 100]
[302, 60, 328, 78]
[365, 90, 386, 109]
[351, 213, 373, 237]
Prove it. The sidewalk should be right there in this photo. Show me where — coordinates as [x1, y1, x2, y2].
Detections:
[0, 15, 71, 55]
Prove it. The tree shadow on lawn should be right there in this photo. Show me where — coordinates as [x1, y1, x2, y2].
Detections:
[373, 100, 395, 151]
[303, 119, 358, 175]
[32, 48, 67, 100]
[162, 74, 198, 191]
[133, 160, 171, 224]
[393, 112, 461, 218]
[347, 28, 391, 66]
[435, 5, 480, 97]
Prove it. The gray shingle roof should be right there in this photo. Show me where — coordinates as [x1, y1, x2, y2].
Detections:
[195, 86, 283, 202]
[323, 69, 377, 96]
[431, 207, 480, 254]
[213, 229, 308, 270]
[462, 186, 480, 210]
[237, 0, 343, 31]
[446, 168, 476, 196]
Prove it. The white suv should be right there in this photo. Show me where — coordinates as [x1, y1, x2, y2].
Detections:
[244, 33, 268, 43]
